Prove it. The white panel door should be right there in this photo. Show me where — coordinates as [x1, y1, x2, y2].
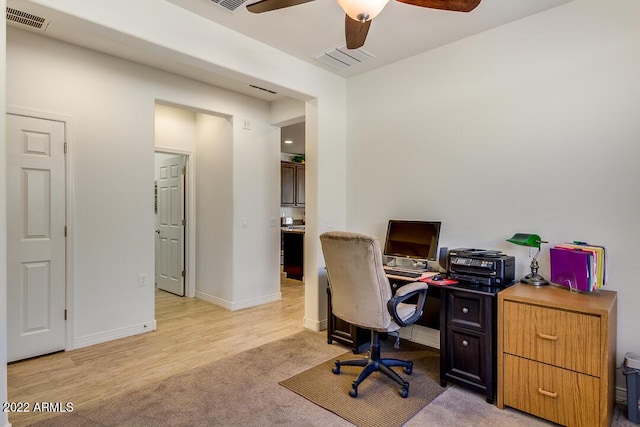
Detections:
[155, 155, 185, 296]
[7, 114, 66, 362]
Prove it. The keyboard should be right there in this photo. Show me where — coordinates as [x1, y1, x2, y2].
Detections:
[383, 268, 424, 278]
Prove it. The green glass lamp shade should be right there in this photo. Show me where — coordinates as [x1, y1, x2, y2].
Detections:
[506, 233, 542, 249]
[506, 233, 549, 286]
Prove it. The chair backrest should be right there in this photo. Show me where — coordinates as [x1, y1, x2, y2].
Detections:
[320, 231, 393, 331]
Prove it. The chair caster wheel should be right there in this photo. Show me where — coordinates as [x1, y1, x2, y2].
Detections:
[332, 363, 340, 375]
[404, 365, 413, 375]
[349, 387, 358, 398]
[399, 387, 409, 398]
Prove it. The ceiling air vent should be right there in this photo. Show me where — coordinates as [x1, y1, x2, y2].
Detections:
[6, 7, 50, 31]
[209, 0, 250, 12]
[315, 46, 374, 70]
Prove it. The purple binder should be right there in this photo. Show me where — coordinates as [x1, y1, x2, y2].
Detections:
[549, 247, 592, 292]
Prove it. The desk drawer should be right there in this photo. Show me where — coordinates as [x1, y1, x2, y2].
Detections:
[503, 355, 599, 427]
[502, 301, 601, 376]
[446, 290, 487, 332]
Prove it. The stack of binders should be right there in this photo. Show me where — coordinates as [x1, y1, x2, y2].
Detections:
[549, 241, 607, 292]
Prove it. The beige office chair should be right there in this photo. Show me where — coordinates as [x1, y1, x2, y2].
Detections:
[320, 231, 429, 398]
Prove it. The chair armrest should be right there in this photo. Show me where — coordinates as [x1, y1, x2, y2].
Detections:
[394, 281, 428, 298]
[387, 282, 429, 327]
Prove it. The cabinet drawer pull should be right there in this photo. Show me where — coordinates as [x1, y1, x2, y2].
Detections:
[462, 307, 469, 314]
[462, 340, 469, 347]
[537, 332, 558, 341]
[537, 388, 558, 398]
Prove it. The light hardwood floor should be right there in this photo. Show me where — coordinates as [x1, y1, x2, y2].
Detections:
[7, 277, 306, 426]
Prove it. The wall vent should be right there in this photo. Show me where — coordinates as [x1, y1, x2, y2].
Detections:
[209, 0, 250, 12]
[248, 84, 277, 95]
[6, 7, 50, 31]
[314, 46, 374, 70]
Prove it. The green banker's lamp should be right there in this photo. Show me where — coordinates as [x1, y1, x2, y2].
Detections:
[507, 233, 549, 286]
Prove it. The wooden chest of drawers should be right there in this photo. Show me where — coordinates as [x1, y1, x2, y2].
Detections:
[497, 284, 617, 427]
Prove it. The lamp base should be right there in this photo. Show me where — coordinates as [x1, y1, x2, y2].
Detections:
[520, 273, 549, 287]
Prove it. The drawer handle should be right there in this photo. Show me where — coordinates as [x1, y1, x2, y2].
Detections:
[462, 307, 469, 314]
[462, 340, 469, 347]
[537, 332, 558, 341]
[537, 388, 558, 398]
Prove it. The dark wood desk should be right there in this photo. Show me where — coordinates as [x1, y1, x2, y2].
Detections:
[326, 272, 440, 353]
[438, 281, 513, 404]
[326, 273, 512, 403]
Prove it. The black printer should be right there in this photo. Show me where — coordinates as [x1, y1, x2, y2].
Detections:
[447, 248, 515, 286]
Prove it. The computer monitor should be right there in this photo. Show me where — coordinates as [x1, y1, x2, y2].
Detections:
[383, 220, 441, 265]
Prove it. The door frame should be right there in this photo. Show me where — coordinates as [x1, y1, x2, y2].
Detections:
[154, 147, 195, 298]
[7, 106, 76, 351]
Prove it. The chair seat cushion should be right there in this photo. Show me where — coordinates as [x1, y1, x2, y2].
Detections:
[382, 302, 417, 332]
[397, 302, 417, 323]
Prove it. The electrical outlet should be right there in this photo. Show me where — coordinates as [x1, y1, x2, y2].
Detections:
[138, 273, 148, 287]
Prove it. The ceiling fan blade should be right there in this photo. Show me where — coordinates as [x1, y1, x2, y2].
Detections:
[247, 0, 315, 13]
[395, 0, 481, 12]
[345, 15, 372, 49]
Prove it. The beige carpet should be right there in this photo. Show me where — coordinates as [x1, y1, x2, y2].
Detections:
[32, 329, 636, 427]
[280, 343, 446, 427]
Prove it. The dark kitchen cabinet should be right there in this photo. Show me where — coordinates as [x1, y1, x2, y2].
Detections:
[281, 162, 305, 207]
[282, 230, 304, 280]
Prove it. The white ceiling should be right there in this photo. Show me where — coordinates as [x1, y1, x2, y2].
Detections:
[6, 0, 571, 153]
[166, 0, 572, 78]
[6, 0, 571, 102]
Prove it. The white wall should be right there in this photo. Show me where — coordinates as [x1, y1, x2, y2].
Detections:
[346, 0, 640, 387]
[155, 105, 197, 152]
[5, 27, 283, 348]
[270, 97, 305, 127]
[2, 0, 348, 408]
[0, 1, 7, 425]
[231, 116, 283, 307]
[194, 112, 235, 304]
[7, 29, 158, 346]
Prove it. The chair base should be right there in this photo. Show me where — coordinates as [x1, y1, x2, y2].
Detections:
[332, 330, 412, 398]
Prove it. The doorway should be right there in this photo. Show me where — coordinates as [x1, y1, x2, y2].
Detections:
[279, 121, 306, 290]
[6, 113, 67, 362]
[154, 152, 187, 296]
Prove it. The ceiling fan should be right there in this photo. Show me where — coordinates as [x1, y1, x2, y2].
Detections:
[246, 0, 481, 49]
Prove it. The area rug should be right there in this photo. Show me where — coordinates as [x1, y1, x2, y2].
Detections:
[279, 341, 446, 427]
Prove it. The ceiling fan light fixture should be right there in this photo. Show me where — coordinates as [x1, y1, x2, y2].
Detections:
[336, 0, 390, 22]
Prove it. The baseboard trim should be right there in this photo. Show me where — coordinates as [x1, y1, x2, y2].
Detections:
[304, 317, 326, 332]
[74, 320, 156, 350]
[616, 385, 627, 404]
[195, 291, 231, 309]
[195, 290, 281, 311]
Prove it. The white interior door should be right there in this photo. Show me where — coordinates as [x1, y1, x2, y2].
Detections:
[155, 155, 185, 296]
[7, 114, 66, 362]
